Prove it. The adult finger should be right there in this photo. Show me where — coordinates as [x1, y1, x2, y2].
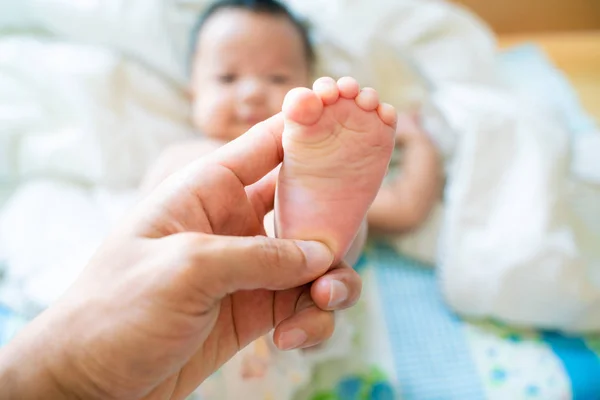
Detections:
[204, 113, 285, 187]
[311, 262, 363, 311]
[176, 233, 334, 297]
[273, 290, 335, 350]
[246, 164, 280, 219]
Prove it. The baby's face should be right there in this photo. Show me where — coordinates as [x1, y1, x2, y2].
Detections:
[191, 9, 311, 142]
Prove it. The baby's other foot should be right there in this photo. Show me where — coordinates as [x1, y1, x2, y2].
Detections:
[276, 77, 396, 262]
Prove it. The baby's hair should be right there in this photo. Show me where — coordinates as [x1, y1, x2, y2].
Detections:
[188, 0, 315, 75]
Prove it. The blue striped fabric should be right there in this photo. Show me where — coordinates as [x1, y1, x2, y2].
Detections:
[367, 241, 485, 399]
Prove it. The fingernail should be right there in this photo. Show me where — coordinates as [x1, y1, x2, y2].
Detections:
[278, 329, 308, 351]
[296, 241, 333, 271]
[328, 280, 349, 308]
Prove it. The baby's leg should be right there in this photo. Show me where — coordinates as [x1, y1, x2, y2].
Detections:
[275, 77, 396, 264]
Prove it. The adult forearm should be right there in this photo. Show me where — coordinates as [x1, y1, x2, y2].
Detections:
[0, 313, 74, 399]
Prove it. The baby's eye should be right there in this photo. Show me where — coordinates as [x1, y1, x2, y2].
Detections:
[217, 74, 236, 84]
[269, 75, 290, 85]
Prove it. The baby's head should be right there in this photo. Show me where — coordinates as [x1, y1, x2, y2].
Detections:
[189, 0, 314, 142]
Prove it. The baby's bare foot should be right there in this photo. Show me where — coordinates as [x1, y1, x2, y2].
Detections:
[276, 77, 396, 262]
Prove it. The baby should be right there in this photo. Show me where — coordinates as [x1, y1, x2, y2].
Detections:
[141, 0, 441, 236]
[141, 0, 441, 397]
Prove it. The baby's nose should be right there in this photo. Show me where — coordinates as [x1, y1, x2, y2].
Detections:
[238, 78, 267, 104]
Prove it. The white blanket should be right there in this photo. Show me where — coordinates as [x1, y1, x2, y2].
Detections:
[1, 0, 600, 332]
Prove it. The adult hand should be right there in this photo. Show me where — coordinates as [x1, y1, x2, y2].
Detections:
[0, 114, 362, 400]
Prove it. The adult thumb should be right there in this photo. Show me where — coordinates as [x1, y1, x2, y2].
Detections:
[177, 233, 334, 296]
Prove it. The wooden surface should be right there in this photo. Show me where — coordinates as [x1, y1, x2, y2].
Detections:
[453, 0, 600, 33]
[499, 31, 600, 121]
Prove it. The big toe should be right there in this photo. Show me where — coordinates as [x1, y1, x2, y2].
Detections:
[282, 87, 323, 126]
